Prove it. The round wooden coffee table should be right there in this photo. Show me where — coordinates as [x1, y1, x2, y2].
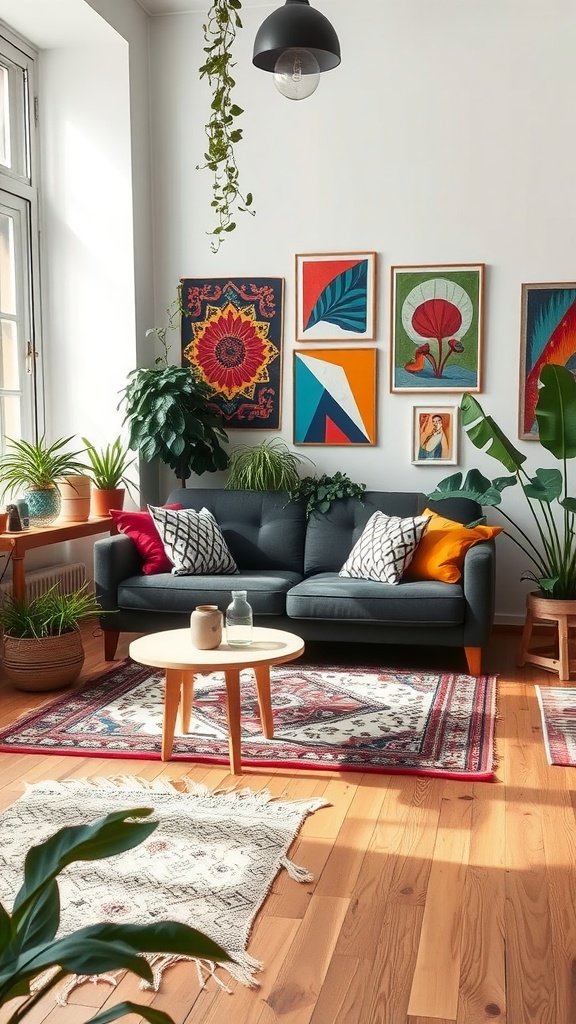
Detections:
[129, 626, 305, 774]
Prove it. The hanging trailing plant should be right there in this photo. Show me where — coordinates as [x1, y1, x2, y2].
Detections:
[198, 0, 255, 252]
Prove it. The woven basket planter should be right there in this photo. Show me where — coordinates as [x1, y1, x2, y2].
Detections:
[2, 627, 85, 692]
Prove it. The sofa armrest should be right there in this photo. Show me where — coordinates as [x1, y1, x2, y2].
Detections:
[461, 540, 496, 646]
[94, 534, 143, 611]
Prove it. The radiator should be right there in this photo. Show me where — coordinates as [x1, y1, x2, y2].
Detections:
[0, 562, 88, 602]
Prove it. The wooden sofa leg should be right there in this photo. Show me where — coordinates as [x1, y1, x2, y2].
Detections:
[104, 630, 120, 661]
[465, 646, 482, 675]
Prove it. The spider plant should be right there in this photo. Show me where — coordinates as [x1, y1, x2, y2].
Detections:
[0, 436, 86, 496]
[0, 806, 229, 1023]
[0, 584, 104, 638]
[225, 438, 313, 491]
[427, 363, 576, 598]
[81, 437, 138, 501]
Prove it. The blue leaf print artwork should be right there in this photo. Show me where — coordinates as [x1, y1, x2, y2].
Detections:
[305, 261, 368, 333]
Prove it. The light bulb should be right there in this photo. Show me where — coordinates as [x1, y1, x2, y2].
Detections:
[273, 48, 320, 101]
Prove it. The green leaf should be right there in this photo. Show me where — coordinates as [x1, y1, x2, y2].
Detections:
[460, 394, 526, 473]
[87, 1003, 176, 1024]
[426, 469, 507, 506]
[523, 467, 563, 503]
[535, 363, 576, 460]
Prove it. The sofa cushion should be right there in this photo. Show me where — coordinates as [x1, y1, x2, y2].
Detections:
[117, 570, 303, 616]
[404, 508, 503, 583]
[339, 511, 431, 585]
[109, 503, 182, 575]
[149, 505, 238, 576]
[286, 573, 465, 626]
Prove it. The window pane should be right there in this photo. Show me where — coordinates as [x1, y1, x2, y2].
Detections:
[0, 393, 21, 450]
[0, 65, 10, 169]
[0, 317, 18, 388]
[0, 211, 15, 314]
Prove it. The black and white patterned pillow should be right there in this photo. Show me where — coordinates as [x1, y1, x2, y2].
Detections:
[148, 505, 239, 576]
[339, 511, 431, 585]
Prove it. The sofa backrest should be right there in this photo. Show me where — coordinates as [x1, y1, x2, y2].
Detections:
[166, 488, 307, 573]
[303, 490, 483, 576]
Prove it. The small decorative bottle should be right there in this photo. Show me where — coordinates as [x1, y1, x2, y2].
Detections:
[225, 590, 253, 647]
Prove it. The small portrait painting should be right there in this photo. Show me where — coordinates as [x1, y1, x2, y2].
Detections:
[412, 406, 458, 465]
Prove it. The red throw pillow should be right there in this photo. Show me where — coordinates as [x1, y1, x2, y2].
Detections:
[109, 504, 182, 575]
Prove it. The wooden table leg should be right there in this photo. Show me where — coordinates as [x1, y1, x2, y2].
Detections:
[254, 664, 274, 738]
[223, 668, 242, 775]
[179, 671, 194, 733]
[162, 668, 183, 761]
[12, 554, 25, 602]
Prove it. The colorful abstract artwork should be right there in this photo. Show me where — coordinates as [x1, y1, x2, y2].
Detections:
[295, 252, 376, 341]
[391, 264, 484, 393]
[180, 277, 284, 428]
[293, 348, 376, 445]
[519, 282, 576, 439]
[412, 406, 458, 465]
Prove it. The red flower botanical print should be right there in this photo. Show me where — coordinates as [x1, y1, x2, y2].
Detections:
[402, 278, 473, 378]
[184, 302, 279, 401]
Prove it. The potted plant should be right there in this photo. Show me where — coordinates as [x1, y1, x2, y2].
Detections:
[288, 470, 367, 519]
[427, 363, 576, 599]
[0, 805, 228, 1024]
[0, 436, 86, 526]
[0, 583, 106, 692]
[225, 438, 314, 491]
[120, 294, 230, 484]
[81, 436, 138, 516]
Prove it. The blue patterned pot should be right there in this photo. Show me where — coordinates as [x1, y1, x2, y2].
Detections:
[24, 486, 62, 526]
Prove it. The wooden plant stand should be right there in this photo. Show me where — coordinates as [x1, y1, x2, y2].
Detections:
[517, 592, 576, 682]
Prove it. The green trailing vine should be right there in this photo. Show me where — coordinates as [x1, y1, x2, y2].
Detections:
[288, 471, 367, 519]
[198, 0, 255, 252]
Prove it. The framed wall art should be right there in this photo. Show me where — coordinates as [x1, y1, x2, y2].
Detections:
[390, 263, 484, 393]
[519, 281, 576, 439]
[411, 406, 458, 465]
[180, 277, 284, 429]
[295, 252, 377, 342]
[293, 348, 377, 445]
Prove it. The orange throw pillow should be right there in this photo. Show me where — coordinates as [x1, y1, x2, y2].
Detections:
[403, 508, 503, 583]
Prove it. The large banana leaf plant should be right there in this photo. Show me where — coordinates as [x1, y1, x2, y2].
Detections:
[427, 363, 576, 598]
[0, 806, 229, 1024]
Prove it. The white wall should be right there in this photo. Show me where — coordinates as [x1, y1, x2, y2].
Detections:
[3, 0, 576, 621]
[147, 0, 576, 624]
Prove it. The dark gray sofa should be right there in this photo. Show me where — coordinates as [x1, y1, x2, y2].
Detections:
[94, 488, 496, 673]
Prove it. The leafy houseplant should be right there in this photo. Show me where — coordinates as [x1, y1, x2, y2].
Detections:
[0, 584, 105, 691]
[0, 436, 87, 526]
[288, 471, 366, 519]
[0, 805, 228, 1024]
[225, 439, 314, 491]
[81, 436, 138, 515]
[427, 363, 576, 599]
[197, 0, 255, 252]
[120, 295, 230, 484]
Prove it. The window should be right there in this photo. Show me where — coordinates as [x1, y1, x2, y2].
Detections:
[0, 29, 41, 452]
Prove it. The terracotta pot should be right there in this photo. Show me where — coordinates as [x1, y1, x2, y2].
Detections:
[56, 474, 92, 522]
[190, 605, 223, 649]
[0, 511, 7, 533]
[91, 487, 125, 517]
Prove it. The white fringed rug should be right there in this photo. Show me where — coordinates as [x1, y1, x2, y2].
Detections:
[0, 777, 328, 996]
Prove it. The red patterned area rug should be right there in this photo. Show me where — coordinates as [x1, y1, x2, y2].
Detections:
[0, 660, 497, 780]
[536, 686, 576, 766]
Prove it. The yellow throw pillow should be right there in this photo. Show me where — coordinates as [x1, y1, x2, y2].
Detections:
[403, 508, 503, 583]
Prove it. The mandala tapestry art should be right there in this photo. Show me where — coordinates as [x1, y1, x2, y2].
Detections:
[181, 277, 284, 428]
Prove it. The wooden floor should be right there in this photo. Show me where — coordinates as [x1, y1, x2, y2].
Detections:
[0, 625, 574, 1024]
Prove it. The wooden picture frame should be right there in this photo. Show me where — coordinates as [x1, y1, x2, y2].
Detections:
[519, 281, 576, 439]
[295, 252, 377, 342]
[390, 263, 484, 393]
[411, 405, 458, 465]
[293, 348, 377, 445]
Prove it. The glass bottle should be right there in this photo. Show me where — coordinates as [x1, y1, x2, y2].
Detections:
[225, 590, 253, 647]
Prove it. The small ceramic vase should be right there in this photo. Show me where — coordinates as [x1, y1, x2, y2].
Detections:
[190, 604, 223, 650]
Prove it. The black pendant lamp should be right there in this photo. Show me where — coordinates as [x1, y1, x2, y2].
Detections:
[253, 0, 341, 101]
